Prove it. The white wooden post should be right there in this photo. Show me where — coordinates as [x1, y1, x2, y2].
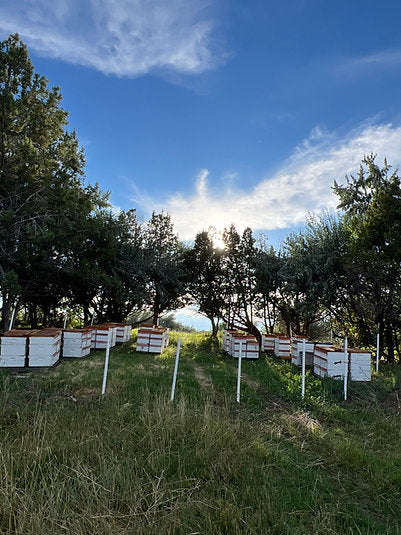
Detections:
[170, 338, 182, 402]
[344, 336, 348, 401]
[8, 306, 16, 331]
[236, 341, 243, 403]
[101, 330, 112, 396]
[301, 338, 306, 399]
[376, 323, 380, 373]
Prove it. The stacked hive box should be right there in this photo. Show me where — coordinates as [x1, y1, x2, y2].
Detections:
[223, 330, 238, 353]
[274, 334, 291, 360]
[86, 325, 118, 349]
[0, 330, 35, 367]
[348, 348, 371, 381]
[62, 329, 92, 358]
[222, 330, 259, 359]
[313, 346, 347, 379]
[230, 333, 259, 359]
[136, 327, 169, 354]
[291, 338, 314, 367]
[29, 329, 62, 367]
[104, 323, 132, 343]
[262, 334, 275, 353]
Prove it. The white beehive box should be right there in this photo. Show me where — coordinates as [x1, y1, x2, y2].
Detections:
[291, 338, 314, 367]
[104, 323, 132, 343]
[313, 346, 347, 379]
[29, 330, 61, 367]
[87, 325, 117, 349]
[231, 334, 259, 359]
[62, 329, 92, 358]
[0, 329, 35, 367]
[348, 348, 371, 381]
[274, 335, 291, 360]
[223, 330, 238, 353]
[262, 334, 275, 353]
[136, 327, 169, 354]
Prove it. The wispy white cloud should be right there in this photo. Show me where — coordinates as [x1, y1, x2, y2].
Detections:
[337, 47, 401, 77]
[352, 48, 401, 68]
[0, 0, 223, 76]
[133, 123, 401, 240]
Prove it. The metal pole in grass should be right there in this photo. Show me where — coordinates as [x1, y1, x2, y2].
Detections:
[236, 341, 243, 403]
[344, 336, 348, 401]
[170, 338, 182, 402]
[101, 329, 112, 396]
[301, 338, 306, 399]
[63, 308, 68, 329]
[8, 306, 16, 331]
[376, 323, 380, 373]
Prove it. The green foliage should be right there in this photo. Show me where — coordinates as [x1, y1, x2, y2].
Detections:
[184, 230, 225, 335]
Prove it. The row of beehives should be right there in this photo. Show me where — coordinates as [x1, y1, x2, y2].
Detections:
[0, 323, 132, 368]
[263, 334, 371, 382]
[223, 330, 259, 359]
[136, 324, 169, 354]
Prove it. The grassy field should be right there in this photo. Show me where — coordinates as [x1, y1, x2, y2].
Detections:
[0, 331, 401, 534]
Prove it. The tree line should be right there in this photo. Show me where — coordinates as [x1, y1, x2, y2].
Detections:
[1, 34, 401, 362]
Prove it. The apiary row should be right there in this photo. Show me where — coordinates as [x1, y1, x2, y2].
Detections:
[136, 324, 169, 354]
[223, 330, 259, 359]
[261, 333, 372, 382]
[0, 323, 132, 368]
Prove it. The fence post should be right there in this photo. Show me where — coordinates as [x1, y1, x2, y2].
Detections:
[376, 323, 380, 373]
[101, 330, 112, 396]
[236, 342, 243, 403]
[344, 336, 348, 401]
[301, 338, 306, 399]
[170, 338, 182, 402]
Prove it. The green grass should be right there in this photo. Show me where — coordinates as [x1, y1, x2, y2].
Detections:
[0, 331, 400, 534]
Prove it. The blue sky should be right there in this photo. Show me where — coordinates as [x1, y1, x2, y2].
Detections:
[2, 0, 401, 253]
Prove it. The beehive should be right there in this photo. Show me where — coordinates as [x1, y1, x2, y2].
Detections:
[291, 338, 314, 367]
[313, 346, 347, 379]
[261, 334, 275, 353]
[274, 334, 291, 360]
[223, 329, 238, 353]
[85, 325, 118, 349]
[62, 329, 92, 358]
[103, 323, 132, 343]
[348, 348, 371, 381]
[29, 329, 62, 367]
[230, 333, 259, 359]
[0, 330, 35, 367]
[136, 327, 169, 353]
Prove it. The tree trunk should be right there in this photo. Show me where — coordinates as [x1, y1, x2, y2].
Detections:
[385, 324, 395, 362]
[1, 292, 12, 333]
[210, 317, 219, 337]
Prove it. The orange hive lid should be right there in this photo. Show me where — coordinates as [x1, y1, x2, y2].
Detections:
[316, 346, 343, 353]
[30, 329, 61, 337]
[3, 329, 38, 337]
[63, 328, 91, 333]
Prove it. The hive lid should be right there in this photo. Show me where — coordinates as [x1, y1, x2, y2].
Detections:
[3, 329, 38, 337]
[348, 347, 371, 354]
[30, 329, 62, 338]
